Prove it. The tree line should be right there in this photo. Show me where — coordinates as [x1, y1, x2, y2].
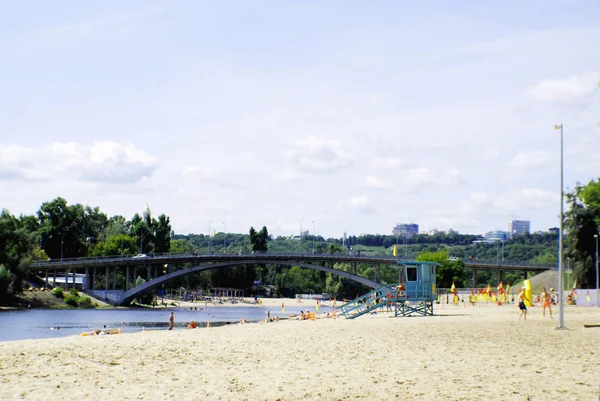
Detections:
[1, 180, 599, 305]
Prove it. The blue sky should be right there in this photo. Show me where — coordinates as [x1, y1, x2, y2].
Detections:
[1, 1, 599, 237]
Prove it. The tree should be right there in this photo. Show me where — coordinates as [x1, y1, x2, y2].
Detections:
[249, 226, 269, 252]
[416, 250, 467, 288]
[565, 179, 600, 288]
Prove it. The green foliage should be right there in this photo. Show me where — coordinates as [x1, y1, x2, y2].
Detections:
[77, 296, 93, 308]
[64, 293, 79, 307]
[417, 250, 467, 288]
[249, 226, 269, 252]
[0, 265, 14, 304]
[565, 179, 600, 288]
[51, 287, 64, 298]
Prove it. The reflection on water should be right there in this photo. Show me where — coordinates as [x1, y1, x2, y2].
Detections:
[0, 304, 333, 342]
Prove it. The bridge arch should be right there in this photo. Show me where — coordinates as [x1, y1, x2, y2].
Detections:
[117, 259, 385, 306]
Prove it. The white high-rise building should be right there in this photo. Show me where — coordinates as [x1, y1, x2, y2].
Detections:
[508, 220, 530, 237]
[392, 223, 419, 238]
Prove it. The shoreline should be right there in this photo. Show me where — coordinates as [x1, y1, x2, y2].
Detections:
[1, 305, 598, 400]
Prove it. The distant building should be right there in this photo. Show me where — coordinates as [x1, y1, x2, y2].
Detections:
[392, 223, 419, 238]
[484, 230, 508, 242]
[548, 227, 559, 235]
[508, 220, 530, 237]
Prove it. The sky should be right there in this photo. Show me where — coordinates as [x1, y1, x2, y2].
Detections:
[1, 1, 599, 238]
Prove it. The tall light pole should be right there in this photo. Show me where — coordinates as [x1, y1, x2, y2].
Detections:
[594, 234, 599, 307]
[566, 257, 570, 291]
[300, 219, 303, 253]
[312, 220, 315, 254]
[555, 123, 565, 328]
[208, 220, 213, 254]
[223, 222, 226, 253]
[501, 240, 505, 265]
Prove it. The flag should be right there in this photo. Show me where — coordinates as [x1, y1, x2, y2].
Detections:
[497, 281, 504, 294]
[486, 284, 491, 295]
[451, 281, 457, 296]
[316, 299, 319, 312]
[554, 124, 562, 130]
[281, 302, 285, 313]
[393, 245, 397, 257]
[572, 280, 577, 290]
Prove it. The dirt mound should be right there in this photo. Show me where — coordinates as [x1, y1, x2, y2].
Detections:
[510, 270, 560, 293]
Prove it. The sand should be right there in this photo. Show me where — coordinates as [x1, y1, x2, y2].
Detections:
[1, 303, 598, 400]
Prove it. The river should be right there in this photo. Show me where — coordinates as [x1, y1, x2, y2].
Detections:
[0, 304, 334, 342]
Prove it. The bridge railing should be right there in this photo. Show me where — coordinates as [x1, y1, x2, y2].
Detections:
[31, 251, 399, 266]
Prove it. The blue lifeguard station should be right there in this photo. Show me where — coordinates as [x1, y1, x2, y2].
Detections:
[337, 260, 438, 319]
[390, 261, 437, 317]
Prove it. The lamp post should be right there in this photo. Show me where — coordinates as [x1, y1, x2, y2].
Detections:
[595, 234, 599, 307]
[300, 219, 303, 253]
[555, 123, 565, 328]
[312, 220, 315, 254]
[208, 220, 213, 254]
[223, 222, 226, 253]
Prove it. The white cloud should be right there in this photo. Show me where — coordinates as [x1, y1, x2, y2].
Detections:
[406, 167, 462, 188]
[523, 72, 599, 104]
[347, 195, 376, 214]
[287, 137, 351, 173]
[364, 175, 389, 190]
[0, 141, 157, 184]
[507, 150, 553, 169]
[368, 157, 405, 171]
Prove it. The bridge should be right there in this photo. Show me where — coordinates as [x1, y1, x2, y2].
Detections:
[31, 253, 557, 306]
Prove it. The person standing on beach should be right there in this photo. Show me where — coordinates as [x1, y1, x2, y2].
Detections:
[541, 287, 553, 318]
[518, 287, 529, 320]
[169, 311, 174, 330]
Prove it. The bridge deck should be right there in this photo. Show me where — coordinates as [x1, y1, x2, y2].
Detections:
[31, 253, 557, 272]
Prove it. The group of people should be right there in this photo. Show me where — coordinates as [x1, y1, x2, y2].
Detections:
[517, 286, 554, 320]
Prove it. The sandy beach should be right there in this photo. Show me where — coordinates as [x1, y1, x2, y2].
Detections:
[1, 303, 598, 401]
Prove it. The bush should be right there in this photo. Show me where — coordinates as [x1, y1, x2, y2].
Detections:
[64, 294, 79, 307]
[51, 287, 64, 299]
[77, 296, 92, 308]
[69, 288, 79, 297]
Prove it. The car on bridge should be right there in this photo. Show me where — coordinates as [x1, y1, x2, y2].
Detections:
[133, 254, 149, 259]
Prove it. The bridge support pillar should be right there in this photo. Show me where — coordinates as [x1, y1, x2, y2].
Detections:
[64, 270, 68, 290]
[126, 266, 130, 291]
[472, 270, 477, 287]
[105, 267, 109, 296]
[93, 268, 96, 290]
[53, 270, 56, 288]
[45, 272, 48, 289]
[72, 269, 76, 287]
[154, 265, 158, 281]
[85, 267, 89, 291]
[113, 267, 117, 290]
[522, 270, 528, 281]
[498, 270, 504, 283]
[147, 266, 151, 281]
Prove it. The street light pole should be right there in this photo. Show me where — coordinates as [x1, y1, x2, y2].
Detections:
[496, 241, 499, 265]
[300, 219, 303, 253]
[223, 222, 226, 253]
[555, 123, 565, 328]
[209, 220, 213, 254]
[595, 234, 599, 307]
[312, 220, 315, 254]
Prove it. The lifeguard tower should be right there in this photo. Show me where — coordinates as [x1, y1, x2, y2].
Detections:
[390, 261, 437, 317]
[337, 261, 438, 319]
